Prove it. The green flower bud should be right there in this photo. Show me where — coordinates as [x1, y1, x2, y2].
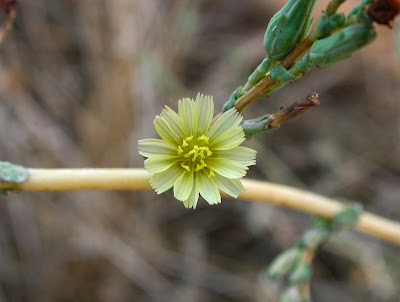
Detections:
[268, 248, 301, 280]
[293, 22, 376, 74]
[264, 0, 317, 61]
[307, 22, 376, 68]
[313, 12, 346, 39]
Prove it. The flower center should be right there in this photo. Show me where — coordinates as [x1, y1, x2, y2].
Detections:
[178, 135, 214, 175]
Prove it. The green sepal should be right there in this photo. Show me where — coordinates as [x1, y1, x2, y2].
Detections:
[346, 0, 374, 25]
[270, 65, 301, 85]
[0, 161, 30, 184]
[313, 12, 346, 39]
[299, 14, 314, 43]
[241, 114, 275, 139]
[264, 13, 287, 60]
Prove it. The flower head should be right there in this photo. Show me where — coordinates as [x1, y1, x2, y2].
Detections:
[139, 94, 256, 209]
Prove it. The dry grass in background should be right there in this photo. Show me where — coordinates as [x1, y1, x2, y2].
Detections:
[0, 0, 399, 301]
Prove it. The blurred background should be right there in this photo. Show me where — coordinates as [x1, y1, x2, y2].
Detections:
[0, 0, 399, 301]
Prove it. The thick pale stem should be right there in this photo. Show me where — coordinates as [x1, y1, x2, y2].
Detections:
[1, 168, 400, 246]
[240, 179, 400, 245]
[1, 168, 152, 191]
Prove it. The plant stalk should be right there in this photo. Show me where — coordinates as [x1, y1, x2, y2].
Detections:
[1, 168, 400, 246]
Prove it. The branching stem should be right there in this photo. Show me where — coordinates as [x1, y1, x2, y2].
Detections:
[234, 37, 313, 112]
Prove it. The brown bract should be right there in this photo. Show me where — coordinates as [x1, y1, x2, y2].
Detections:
[270, 92, 319, 128]
[367, 0, 400, 28]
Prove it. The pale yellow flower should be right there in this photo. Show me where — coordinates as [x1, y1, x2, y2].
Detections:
[138, 94, 256, 208]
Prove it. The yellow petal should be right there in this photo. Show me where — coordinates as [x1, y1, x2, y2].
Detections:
[183, 173, 199, 209]
[174, 171, 194, 201]
[209, 127, 245, 151]
[138, 138, 177, 158]
[144, 155, 178, 173]
[198, 171, 221, 205]
[154, 116, 181, 145]
[214, 173, 245, 198]
[178, 98, 197, 136]
[195, 94, 214, 136]
[206, 158, 247, 178]
[161, 106, 186, 139]
[213, 146, 256, 166]
[150, 163, 186, 194]
[207, 108, 242, 141]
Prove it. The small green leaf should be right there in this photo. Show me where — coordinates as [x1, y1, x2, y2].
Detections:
[0, 161, 30, 184]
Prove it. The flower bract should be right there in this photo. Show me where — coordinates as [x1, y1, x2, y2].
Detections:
[138, 94, 256, 208]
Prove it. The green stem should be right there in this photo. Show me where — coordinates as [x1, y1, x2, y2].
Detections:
[243, 58, 275, 91]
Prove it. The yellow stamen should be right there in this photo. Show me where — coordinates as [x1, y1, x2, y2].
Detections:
[207, 170, 215, 178]
[181, 163, 190, 172]
[180, 136, 193, 149]
[184, 148, 196, 158]
[194, 160, 207, 171]
[178, 136, 212, 173]
[197, 135, 209, 144]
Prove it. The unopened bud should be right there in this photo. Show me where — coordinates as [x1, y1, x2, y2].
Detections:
[264, 0, 317, 61]
[313, 12, 346, 39]
[306, 23, 376, 69]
